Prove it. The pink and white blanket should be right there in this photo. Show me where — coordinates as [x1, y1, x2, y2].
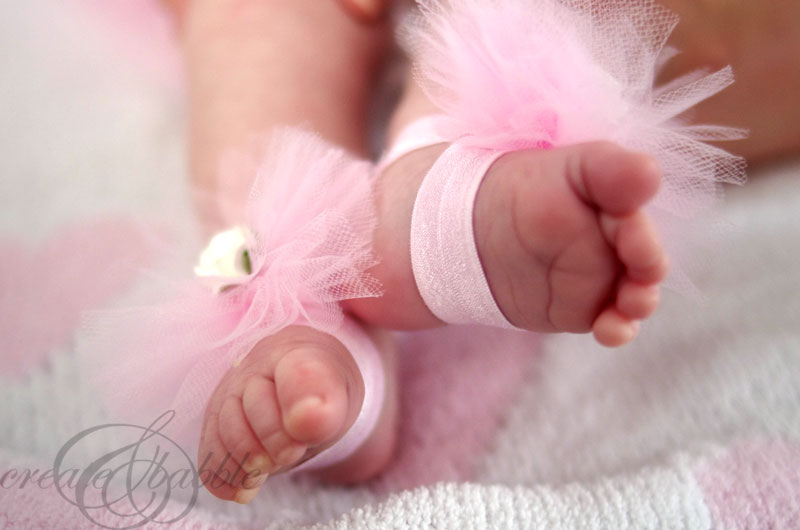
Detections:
[0, 1, 798, 528]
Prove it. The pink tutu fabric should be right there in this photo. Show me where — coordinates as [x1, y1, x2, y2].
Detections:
[83, 129, 381, 443]
[402, 0, 747, 294]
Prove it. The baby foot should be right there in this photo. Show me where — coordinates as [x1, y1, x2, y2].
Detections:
[197, 325, 396, 503]
[346, 140, 667, 347]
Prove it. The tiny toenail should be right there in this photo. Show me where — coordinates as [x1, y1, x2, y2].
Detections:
[243, 454, 270, 475]
[234, 487, 260, 504]
[289, 396, 324, 420]
[242, 472, 268, 490]
[277, 446, 305, 467]
[628, 321, 641, 339]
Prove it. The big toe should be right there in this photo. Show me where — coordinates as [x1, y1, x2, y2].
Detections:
[601, 211, 669, 285]
[571, 142, 661, 216]
[274, 340, 359, 447]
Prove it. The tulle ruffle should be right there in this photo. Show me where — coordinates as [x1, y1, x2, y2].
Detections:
[403, 0, 747, 294]
[82, 129, 380, 440]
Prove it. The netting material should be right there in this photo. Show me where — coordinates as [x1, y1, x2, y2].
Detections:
[402, 0, 746, 295]
[82, 129, 381, 442]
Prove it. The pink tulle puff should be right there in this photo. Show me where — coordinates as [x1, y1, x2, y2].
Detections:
[82, 128, 380, 441]
[403, 0, 747, 294]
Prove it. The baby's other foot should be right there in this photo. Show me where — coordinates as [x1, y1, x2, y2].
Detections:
[197, 325, 396, 503]
[347, 138, 667, 347]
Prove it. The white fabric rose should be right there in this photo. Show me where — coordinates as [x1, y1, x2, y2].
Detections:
[194, 226, 254, 293]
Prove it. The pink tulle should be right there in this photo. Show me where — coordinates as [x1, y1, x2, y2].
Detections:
[0, 217, 154, 379]
[82, 129, 380, 442]
[403, 0, 747, 293]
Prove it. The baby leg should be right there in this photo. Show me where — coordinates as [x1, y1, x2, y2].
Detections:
[182, 0, 387, 223]
[174, 0, 397, 502]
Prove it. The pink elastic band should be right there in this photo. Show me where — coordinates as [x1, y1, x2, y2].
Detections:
[409, 143, 517, 328]
[291, 318, 385, 472]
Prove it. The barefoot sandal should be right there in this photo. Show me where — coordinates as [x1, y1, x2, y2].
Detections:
[85, 128, 385, 471]
[382, 119, 517, 328]
[386, 0, 746, 322]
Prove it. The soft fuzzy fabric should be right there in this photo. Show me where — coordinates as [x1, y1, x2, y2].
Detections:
[1, 1, 799, 528]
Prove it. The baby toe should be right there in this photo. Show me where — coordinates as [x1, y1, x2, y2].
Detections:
[592, 308, 640, 347]
[242, 375, 307, 470]
[617, 280, 661, 320]
[275, 347, 350, 446]
[574, 143, 661, 216]
[217, 395, 272, 489]
[197, 411, 250, 501]
[603, 211, 669, 285]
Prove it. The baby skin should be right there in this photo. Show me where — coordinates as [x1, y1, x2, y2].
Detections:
[346, 81, 667, 345]
[181, 0, 399, 503]
[181, 0, 667, 503]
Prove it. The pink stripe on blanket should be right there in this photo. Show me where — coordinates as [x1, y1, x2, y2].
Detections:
[374, 326, 537, 491]
[0, 217, 154, 379]
[696, 440, 800, 528]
